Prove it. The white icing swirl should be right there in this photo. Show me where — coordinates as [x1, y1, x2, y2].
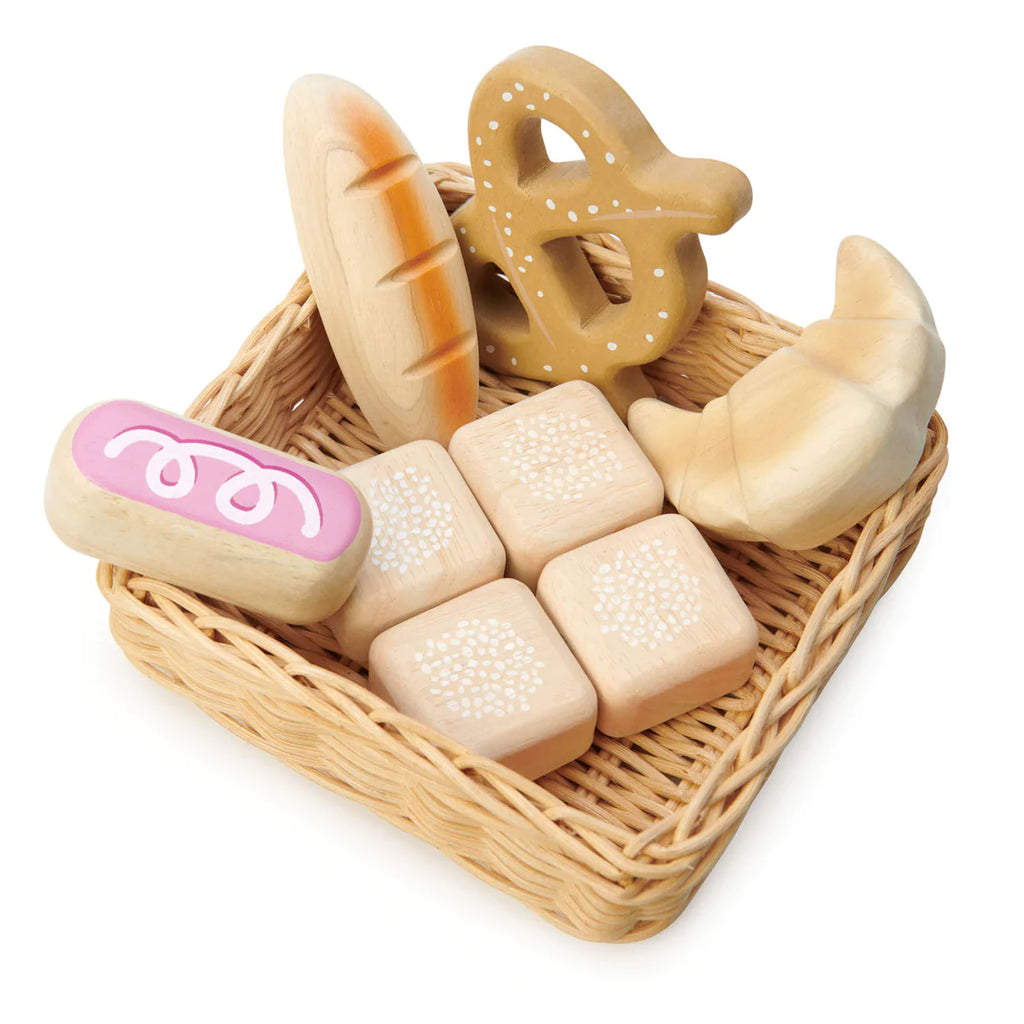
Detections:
[103, 427, 322, 538]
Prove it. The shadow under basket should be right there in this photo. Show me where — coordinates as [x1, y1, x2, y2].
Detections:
[98, 164, 949, 942]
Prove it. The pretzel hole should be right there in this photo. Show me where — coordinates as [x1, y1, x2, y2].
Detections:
[579, 233, 632, 305]
[515, 118, 589, 184]
[539, 119, 587, 165]
[477, 263, 529, 329]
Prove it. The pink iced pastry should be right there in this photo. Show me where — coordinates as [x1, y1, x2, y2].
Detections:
[46, 401, 372, 622]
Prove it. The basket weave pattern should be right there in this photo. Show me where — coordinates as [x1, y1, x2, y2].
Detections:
[99, 164, 948, 941]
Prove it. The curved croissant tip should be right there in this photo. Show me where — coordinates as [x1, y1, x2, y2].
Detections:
[626, 395, 658, 423]
[832, 235, 935, 326]
[627, 397, 702, 500]
[627, 397, 675, 444]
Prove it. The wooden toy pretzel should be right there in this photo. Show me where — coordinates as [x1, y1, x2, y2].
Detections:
[452, 46, 753, 416]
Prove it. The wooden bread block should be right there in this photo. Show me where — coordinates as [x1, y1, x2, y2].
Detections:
[628, 236, 945, 549]
[368, 578, 597, 779]
[284, 74, 478, 448]
[45, 401, 371, 623]
[537, 515, 758, 737]
[327, 440, 505, 665]
[448, 381, 664, 588]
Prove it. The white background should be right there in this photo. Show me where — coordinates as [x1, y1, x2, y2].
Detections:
[3, 2, 1020, 1020]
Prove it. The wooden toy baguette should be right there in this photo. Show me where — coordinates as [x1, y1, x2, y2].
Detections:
[45, 401, 372, 623]
[628, 236, 945, 549]
[284, 75, 478, 449]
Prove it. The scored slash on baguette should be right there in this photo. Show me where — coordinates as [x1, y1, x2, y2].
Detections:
[377, 238, 460, 287]
[401, 329, 479, 380]
[343, 153, 422, 194]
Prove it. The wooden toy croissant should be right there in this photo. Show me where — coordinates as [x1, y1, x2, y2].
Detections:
[628, 236, 945, 549]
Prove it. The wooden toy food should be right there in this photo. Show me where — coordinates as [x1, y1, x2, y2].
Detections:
[448, 380, 664, 589]
[538, 515, 757, 737]
[284, 74, 478, 448]
[327, 440, 505, 665]
[45, 401, 371, 623]
[451, 45, 752, 417]
[368, 578, 597, 779]
[87, 117, 951, 942]
[628, 236, 945, 549]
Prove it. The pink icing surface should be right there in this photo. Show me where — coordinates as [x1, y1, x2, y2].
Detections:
[72, 401, 362, 562]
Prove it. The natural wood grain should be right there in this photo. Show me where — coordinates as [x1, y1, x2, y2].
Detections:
[538, 515, 758, 736]
[368, 578, 597, 779]
[449, 380, 664, 588]
[46, 401, 371, 623]
[327, 440, 505, 665]
[628, 236, 945, 549]
[284, 75, 478, 447]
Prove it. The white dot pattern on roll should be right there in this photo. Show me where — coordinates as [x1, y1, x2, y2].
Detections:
[581, 364, 588, 373]
[483, 159, 492, 167]
[483, 180, 493, 189]
[654, 268, 665, 277]
[504, 227, 512, 236]
[588, 204, 598, 214]
[645, 333, 654, 342]
[543, 364, 552, 372]
[582, 129, 590, 138]
[526, 103, 536, 110]
[499, 410, 624, 502]
[658, 311, 669, 319]
[489, 120, 499, 130]
[546, 198, 556, 210]
[364, 468, 454, 575]
[607, 342, 617, 351]
[515, 82, 524, 92]
[537, 290, 544, 297]
[568, 210, 578, 222]
[488, 204, 497, 212]
[525, 255, 533, 262]
[605, 152, 615, 164]
[417, 618, 544, 720]
[502, 92, 513, 102]
[476, 136, 482, 145]
[485, 344, 495, 353]
[590, 540, 703, 651]
[543, 92, 550, 100]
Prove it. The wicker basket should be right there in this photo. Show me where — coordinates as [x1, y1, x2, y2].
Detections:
[97, 164, 948, 942]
